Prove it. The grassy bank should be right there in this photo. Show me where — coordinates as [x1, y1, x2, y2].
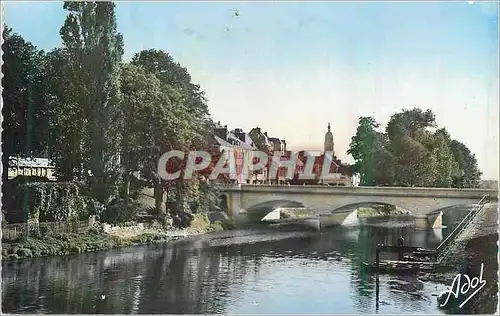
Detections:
[2, 229, 174, 260]
[2, 214, 234, 261]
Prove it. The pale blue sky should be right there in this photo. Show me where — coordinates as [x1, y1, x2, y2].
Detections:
[3, 1, 499, 180]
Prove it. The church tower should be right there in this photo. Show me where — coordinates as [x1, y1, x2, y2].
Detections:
[324, 123, 334, 154]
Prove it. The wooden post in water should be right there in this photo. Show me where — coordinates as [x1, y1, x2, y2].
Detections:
[375, 244, 380, 311]
[375, 245, 380, 272]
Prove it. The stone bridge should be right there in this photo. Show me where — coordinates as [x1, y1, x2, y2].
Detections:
[219, 185, 498, 228]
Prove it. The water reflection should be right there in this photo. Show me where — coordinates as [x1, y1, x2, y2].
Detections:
[1, 206, 479, 314]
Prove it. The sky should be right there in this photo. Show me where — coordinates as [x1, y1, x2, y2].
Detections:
[3, 1, 499, 180]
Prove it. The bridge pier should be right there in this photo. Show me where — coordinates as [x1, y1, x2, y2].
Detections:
[414, 211, 443, 230]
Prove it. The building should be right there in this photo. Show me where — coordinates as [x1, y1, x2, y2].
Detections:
[321, 123, 352, 186]
[8, 157, 56, 180]
[267, 135, 287, 155]
[212, 123, 262, 184]
[324, 123, 335, 154]
[248, 127, 274, 153]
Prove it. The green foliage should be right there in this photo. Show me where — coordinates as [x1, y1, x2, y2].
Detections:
[348, 108, 482, 188]
[4, 181, 88, 223]
[448, 139, 482, 188]
[4, 17, 221, 224]
[128, 50, 220, 216]
[131, 50, 211, 150]
[1, 26, 51, 184]
[84, 198, 106, 218]
[119, 62, 193, 200]
[100, 198, 142, 224]
[347, 117, 381, 186]
[165, 179, 222, 229]
[209, 221, 225, 232]
[51, 2, 124, 204]
[3, 229, 174, 260]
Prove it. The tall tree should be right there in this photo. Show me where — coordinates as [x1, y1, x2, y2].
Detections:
[434, 128, 481, 188]
[1, 26, 49, 183]
[386, 108, 436, 141]
[347, 117, 380, 186]
[130, 49, 219, 217]
[371, 132, 396, 186]
[57, 2, 124, 203]
[386, 108, 439, 187]
[131, 49, 214, 148]
[45, 48, 85, 181]
[119, 63, 195, 207]
[449, 140, 482, 188]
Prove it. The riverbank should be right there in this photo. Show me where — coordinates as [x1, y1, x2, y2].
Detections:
[2, 213, 232, 261]
[427, 202, 498, 314]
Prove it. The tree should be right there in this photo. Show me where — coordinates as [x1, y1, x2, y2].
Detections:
[449, 140, 482, 188]
[2, 26, 50, 184]
[45, 48, 85, 181]
[434, 128, 481, 188]
[119, 63, 194, 209]
[347, 117, 380, 186]
[385, 108, 440, 187]
[386, 108, 436, 141]
[349, 108, 481, 188]
[372, 132, 396, 186]
[130, 49, 220, 219]
[57, 1, 124, 204]
[131, 49, 214, 148]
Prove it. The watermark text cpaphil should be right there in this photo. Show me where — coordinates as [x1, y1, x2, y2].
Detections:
[156, 150, 340, 181]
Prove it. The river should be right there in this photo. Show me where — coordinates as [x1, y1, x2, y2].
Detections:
[1, 206, 491, 314]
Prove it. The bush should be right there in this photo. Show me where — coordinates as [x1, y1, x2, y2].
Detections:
[4, 181, 88, 223]
[172, 212, 194, 229]
[16, 248, 33, 258]
[38, 226, 52, 238]
[101, 198, 141, 224]
[85, 198, 105, 218]
[209, 221, 225, 232]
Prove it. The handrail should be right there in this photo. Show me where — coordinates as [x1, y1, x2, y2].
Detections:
[436, 194, 490, 261]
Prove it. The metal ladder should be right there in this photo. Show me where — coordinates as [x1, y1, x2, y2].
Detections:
[436, 194, 490, 263]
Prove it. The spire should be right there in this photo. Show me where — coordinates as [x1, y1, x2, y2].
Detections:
[327, 123, 331, 132]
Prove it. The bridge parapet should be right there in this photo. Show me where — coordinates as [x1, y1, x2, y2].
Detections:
[217, 184, 497, 227]
[217, 184, 498, 199]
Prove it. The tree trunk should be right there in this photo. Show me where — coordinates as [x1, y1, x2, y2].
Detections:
[154, 179, 163, 216]
[123, 172, 130, 199]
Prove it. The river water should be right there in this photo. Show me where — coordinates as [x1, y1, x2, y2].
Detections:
[1, 206, 487, 314]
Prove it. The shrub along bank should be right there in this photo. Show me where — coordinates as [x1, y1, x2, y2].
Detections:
[2, 213, 234, 261]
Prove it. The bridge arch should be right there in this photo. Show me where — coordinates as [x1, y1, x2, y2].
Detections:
[246, 200, 305, 213]
[331, 202, 412, 214]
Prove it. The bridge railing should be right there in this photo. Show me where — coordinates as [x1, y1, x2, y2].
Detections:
[436, 194, 490, 262]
